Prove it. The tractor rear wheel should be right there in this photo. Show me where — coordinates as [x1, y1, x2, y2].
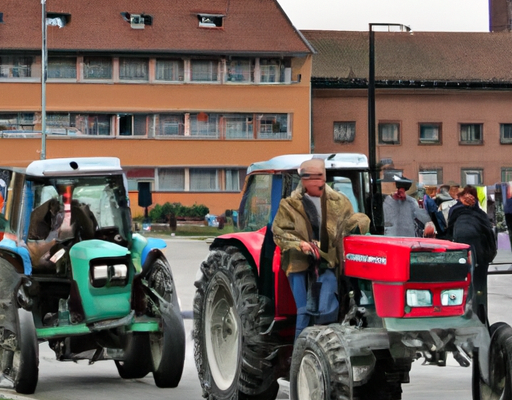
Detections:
[193, 246, 278, 400]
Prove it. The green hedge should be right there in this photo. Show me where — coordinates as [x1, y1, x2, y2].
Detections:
[148, 202, 210, 222]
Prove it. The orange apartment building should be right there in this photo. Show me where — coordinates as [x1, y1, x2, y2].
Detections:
[303, 30, 512, 190]
[0, 0, 313, 216]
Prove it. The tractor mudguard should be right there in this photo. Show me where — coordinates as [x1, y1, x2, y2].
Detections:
[210, 227, 267, 271]
[141, 238, 166, 265]
[131, 233, 166, 272]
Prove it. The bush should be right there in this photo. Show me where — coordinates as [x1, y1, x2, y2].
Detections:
[149, 202, 210, 222]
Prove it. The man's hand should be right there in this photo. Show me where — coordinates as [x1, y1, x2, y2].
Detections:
[299, 240, 313, 254]
[300, 240, 320, 255]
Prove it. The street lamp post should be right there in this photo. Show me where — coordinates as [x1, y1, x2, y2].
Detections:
[368, 23, 410, 233]
[41, 0, 47, 160]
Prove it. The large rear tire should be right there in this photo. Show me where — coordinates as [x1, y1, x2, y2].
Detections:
[193, 246, 278, 400]
[13, 308, 39, 394]
[146, 258, 186, 388]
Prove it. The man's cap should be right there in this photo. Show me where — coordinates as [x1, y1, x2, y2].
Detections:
[392, 175, 412, 190]
[298, 158, 326, 180]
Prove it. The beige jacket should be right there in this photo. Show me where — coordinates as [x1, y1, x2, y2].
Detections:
[272, 183, 360, 274]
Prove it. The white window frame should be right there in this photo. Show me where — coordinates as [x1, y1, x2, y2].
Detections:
[461, 169, 483, 186]
[419, 169, 442, 185]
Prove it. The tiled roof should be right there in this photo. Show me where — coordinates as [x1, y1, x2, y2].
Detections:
[0, 0, 312, 55]
[302, 30, 512, 83]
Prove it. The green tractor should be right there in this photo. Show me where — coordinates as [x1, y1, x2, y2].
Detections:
[0, 157, 185, 394]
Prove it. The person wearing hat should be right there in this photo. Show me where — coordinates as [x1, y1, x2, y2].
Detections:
[272, 158, 370, 339]
[383, 175, 432, 237]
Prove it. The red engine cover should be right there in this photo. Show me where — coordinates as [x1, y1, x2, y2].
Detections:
[344, 236, 471, 318]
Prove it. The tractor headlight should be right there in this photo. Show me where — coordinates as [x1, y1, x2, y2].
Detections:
[91, 263, 128, 288]
[406, 290, 432, 307]
[441, 289, 464, 306]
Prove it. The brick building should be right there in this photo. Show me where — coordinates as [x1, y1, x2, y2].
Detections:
[0, 0, 313, 216]
[303, 30, 512, 189]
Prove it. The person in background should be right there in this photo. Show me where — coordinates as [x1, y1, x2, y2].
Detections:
[383, 176, 432, 237]
[272, 158, 369, 339]
[446, 185, 496, 322]
[504, 183, 512, 251]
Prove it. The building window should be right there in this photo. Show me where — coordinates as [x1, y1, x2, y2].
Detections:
[461, 169, 483, 186]
[260, 59, 284, 83]
[74, 114, 111, 135]
[48, 57, 76, 79]
[0, 113, 35, 131]
[157, 114, 184, 136]
[119, 58, 149, 81]
[223, 114, 253, 139]
[83, 57, 112, 80]
[460, 123, 483, 144]
[47, 113, 75, 135]
[155, 59, 184, 82]
[190, 168, 218, 191]
[502, 168, 512, 182]
[256, 114, 289, 139]
[419, 123, 441, 144]
[334, 122, 356, 143]
[226, 59, 253, 83]
[198, 14, 223, 28]
[191, 60, 219, 82]
[378, 122, 400, 145]
[189, 113, 219, 138]
[119, 114, 147, 136]
[225, 169, 241, 191]
[500, 124, 512, 144]
[158, 168, 185, 191]
[419, 169, 443, 185]
[0, 55, 33, 78]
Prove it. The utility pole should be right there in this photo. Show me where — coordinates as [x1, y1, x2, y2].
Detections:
[368, 23, 411, 233]
[41, 0, 47, 160]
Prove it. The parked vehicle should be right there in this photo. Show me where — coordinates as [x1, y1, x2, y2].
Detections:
[0, 157, 185, 394]
[193, 153, 511, 400]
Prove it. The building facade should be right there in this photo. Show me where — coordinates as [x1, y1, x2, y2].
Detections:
[0, 0, 313, 216]
[303, 30, 512, 190]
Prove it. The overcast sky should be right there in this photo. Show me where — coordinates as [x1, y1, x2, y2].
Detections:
[276, 0, 490, 32]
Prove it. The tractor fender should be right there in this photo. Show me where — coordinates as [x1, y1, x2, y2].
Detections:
[141, 247, 168, 272]
[141, 238, 166, 266]
[209, 227, 267, 271]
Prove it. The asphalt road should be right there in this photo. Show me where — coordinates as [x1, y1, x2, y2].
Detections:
[2, 237, 512, 400]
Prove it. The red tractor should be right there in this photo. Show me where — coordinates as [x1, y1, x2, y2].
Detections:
[193, 153, 510, 400]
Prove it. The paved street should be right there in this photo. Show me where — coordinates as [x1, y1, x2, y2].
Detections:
[1, 238, 512, 400]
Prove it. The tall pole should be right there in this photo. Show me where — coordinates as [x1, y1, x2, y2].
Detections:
[368, 23, 411, 234]
[41, 0, 47, 160]
[368, 24, 377, 198]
